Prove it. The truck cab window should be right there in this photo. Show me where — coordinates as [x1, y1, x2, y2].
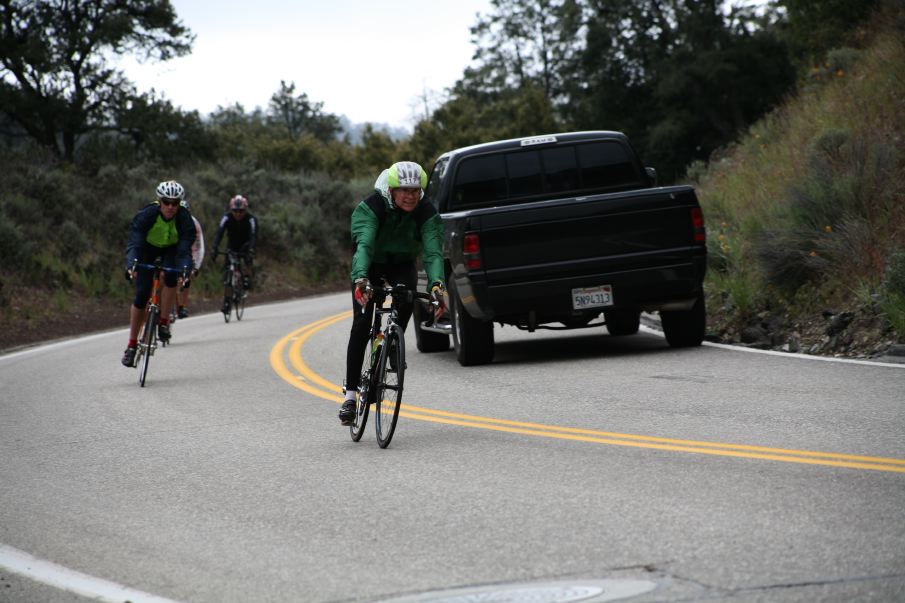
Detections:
[577, 142, 640, 190]
[505, 150, 543, 198]
[452, 155, 507, 209]
[542, 146, 579, 195]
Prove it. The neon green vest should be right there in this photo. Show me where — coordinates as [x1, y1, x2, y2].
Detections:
[146, 214, 178, 248]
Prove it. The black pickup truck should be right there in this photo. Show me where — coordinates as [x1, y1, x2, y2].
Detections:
[413, 131, 707, 366]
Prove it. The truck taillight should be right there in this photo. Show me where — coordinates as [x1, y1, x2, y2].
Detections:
[464, 233, 482, 270]
[691, 207, 706, 243]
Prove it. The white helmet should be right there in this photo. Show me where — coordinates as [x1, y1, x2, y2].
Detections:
[156, 180, 185, 200]
[387, 161, 427, 189]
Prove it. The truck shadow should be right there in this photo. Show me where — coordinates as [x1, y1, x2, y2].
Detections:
[488, 330, 680, 366]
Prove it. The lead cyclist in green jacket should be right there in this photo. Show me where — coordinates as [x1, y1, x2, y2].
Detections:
[339, 161, 446, 425]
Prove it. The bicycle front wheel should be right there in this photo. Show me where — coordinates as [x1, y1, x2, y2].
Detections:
[375, 327, 404, 448]
[223, 284, 232, 323]
[139, 309, 158, 387]
[235, 289, 245, 321]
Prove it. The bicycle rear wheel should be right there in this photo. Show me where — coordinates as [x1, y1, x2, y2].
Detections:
[139, 309, 158, 387]
[375, 327, 404, 448]
[349, 371, 371, 442]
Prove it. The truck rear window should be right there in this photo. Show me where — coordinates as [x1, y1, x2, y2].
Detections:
[450, 140, 641, 210]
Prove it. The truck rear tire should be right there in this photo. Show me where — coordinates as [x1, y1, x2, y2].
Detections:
[661, 292, 706, 348]
[450, 281, 494, 366]
[603, 308, 641, 336]
[413, 299, 450, 353]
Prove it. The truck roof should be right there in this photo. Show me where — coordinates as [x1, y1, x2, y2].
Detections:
[437, 131, 630, 160]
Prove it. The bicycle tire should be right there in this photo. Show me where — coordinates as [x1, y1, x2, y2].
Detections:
[235, 290, 245, 321]
[375, 327, 404, 448]
[223, 283, 232, 323]
[139, 308, 158, 387]
[133, 321, 147, 371]
[349, 370, 370, 442]
[350, 337, 374, 442]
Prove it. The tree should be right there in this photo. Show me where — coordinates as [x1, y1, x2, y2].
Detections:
[569, 0, 794, 180]
[409, 83, 560, 166]
[779, 0, 880, 65]
[355, 124, 399, 176]
[267, 80, 341, 143]
[466, 0, 584, 104]
[0, 0, 193, 160]
[113, 90, 212, 163]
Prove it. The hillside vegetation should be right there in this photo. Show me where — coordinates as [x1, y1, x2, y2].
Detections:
[1, 0, 902, 355]
[697, 6, 905, 355]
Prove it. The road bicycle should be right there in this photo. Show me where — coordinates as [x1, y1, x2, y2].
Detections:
[130, 259, 186, 387]
[348, 282, 436, 448]
[221, 250, 249, 323]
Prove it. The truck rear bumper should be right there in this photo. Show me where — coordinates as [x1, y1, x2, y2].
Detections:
[461, 256, 705, 324]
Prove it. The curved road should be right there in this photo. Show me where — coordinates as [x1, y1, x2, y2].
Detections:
[2, 293, 904, 602]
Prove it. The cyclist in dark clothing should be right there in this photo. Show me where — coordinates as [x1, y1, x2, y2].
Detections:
[211, 195, 258, 313]
[121, 180, 195, 367]
[339, 161, 446, 426]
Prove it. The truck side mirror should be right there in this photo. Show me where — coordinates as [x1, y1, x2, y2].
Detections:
[645, 167, 658, 186]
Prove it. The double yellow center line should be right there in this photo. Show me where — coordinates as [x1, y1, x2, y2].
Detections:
[270, 311, 905, 474]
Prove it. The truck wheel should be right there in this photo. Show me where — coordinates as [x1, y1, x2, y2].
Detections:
[413, 299, 450, 353]
[450, 281, 494, 366]
[661, 292, 706, 348]
[603, 308, 641, 336]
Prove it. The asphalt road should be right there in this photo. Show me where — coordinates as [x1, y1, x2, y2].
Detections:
[1, 293, 904, 603]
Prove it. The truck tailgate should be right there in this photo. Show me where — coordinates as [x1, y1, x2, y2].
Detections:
[476, 186, 700, 284]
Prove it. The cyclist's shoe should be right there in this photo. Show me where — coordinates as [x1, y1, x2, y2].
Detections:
[338, 399, 356, 426]
[242, 276, 252, 291]
[158, 323, 171, 342]
[121, 345, 137, 367]
[221, 299, 231, 314]
[177, 306, 189, 319]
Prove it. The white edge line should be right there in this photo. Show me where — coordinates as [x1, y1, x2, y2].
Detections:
[4, 304, 901, 370]
[639, 325, 905, 369]
[0, 544, 184, 603]
[0, 294, 345, 362]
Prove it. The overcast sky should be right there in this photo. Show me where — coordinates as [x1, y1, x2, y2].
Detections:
[117, 0, 494, 131]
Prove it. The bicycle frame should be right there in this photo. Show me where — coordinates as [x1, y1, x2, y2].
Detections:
[132, 260, 183, 386]
[350, 281, 435, 447]
[222, 251, 248, 322]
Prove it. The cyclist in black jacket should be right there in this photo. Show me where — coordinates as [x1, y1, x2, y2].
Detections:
[211, 195, 258, 313]
[121, 181, 194, 367]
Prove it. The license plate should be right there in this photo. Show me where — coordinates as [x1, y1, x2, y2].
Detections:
[572, 285, 613, 309]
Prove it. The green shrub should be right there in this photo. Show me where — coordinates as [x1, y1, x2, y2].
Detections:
[880, 293, 905, 342]
[883, 248, 905, 296]
[752, 128, 899, 291]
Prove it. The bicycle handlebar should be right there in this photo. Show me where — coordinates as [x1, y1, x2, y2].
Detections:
[360, 282, 437, 314]
[128, 259, 190, 282]
[134, 263, 187, 273]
